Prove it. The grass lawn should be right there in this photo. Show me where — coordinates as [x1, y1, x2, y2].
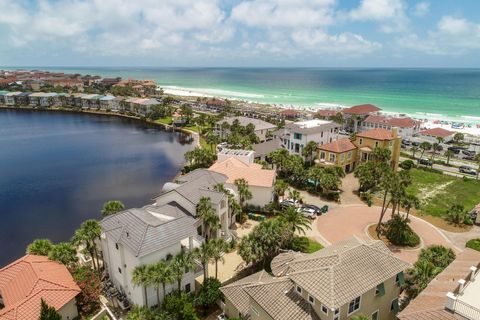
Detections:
[155, 117, 172, 125]
[407, 168, 480, 217]
[466, 238, 480, 251]
[305, 237, 324, 253]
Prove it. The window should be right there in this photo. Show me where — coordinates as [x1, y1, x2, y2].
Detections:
[333, 308, 340, 320]
[296, 285, 302, 294]
[359, 138, 363, 145]
[308, 295, 314, 305]
[321, 132, 324, 138]
[372, 310, 379, 320]
[375, 141, 379, 148]
[390, 298, 399, 313]
[185, 283, 191, 293]
[348, 151, 352, 160]
[294, 133, 302, 140]
[321, 305, 328, 315]
[396, 272, 405, 286]
[329, 154, 336, 162]
[375, 283, 385, 296]
[340, 154, 345, 162]
[118, 267, 122, 274]
[320, 152, 326, 159]
[348, 296, 361, 314]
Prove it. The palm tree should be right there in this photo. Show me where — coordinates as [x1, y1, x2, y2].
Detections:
[194, 241, 214, 280]
[132, 264, 151, 308]
[279, 206, 311, 235]
[71, 219, 102, 270]
[444, 150, 454, 166]
[48, 242, 77, 267]
[170, 250, 196, 292]
[101, 200, 125, 217]
[288, 189, 303, 204]
[149, 260, 173, 307]
[196, 197, 219, 241]
[302, 140, 318, 166]
[27, 239, 54, 256]
[209, 238, 229, 279]
[410, 146, 419, 159]
[419, 142, 431, 159]
[371, 147, 392, 163]
[401, 193, 421, 220]
[273, 179, 289, 204]
[234, 178, 252, 209]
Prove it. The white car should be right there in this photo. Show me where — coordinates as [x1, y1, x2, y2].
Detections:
[297, 207, 316, 220]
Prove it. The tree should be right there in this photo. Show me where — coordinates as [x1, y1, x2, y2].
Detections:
[401, 193, 420, 220]
[417, 245, 455, 269]
[383, 215, 420, 247]
[194, 241, 214, 280]
[410, 146, 419, 159]
[273, 179, 289, 204]
[196, 277, 222, 314]
[444, 204, 471, 226]
[101, 200, 125, 217]
[27, 239, 54, 256]
[288, 189, 303, 204]
[180, 104, 194, 124]
[279, 206, 311, 235]
[170, 250, 196, 292]
[48, 242, 77, 267]
[234, 178, 252, 209]
[39, 299, 61, 320]
[371, 147, 392, 163]
[163, 291, 199, 320]
[419, 142, 431, 159]
[302, 140, 318, 166]
[150, 260, 173, 307]
[72, 266, 101, 316]
[71, 219, 101, 271]
[453, 132, 464, 144]
[209, 238, 229, 279]
[196, 197, 220, 241]
[132, 264, 151, 308]
[444, 150, 454, 166]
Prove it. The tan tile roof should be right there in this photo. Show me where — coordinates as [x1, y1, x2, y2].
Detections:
[357, 128, 396, 140]
[271, 237, 410, 309]
[220, 271, 273, 316]
[419, 127, 455, 138]
[208, 157, 275, 188]
[0, 255, 80, 320]
[398, 248, 480, 320]
[343, 104, 381, 115]
[318, 138, 357, 154]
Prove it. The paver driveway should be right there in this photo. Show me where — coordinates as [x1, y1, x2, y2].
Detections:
[316, 204, 460, 264]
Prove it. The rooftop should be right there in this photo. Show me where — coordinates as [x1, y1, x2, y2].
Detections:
[356, 128, 397, 140]
[342, 104, 381, 115]
[208, 157, 275, 188]
[294, 119, 333, 128]
[217, 116, 276, 131]
[253, 138, 282, 157]
[318, 138, 357, 154]
[218, 149, 254, 157]
[364, 115, 421, 128]
[420, 127, 455, 138]
[0, 255, 80, 320]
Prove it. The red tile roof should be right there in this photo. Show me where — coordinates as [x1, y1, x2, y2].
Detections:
[364, 115, 421, 128]
[279, 109, 300, 117]
[343, 104, 381, 115]
[318, 138, 357, 154]
[420, 127, 455, 138]
[316, 109, 338, 117]
[357, 128, 395, 140]
[0, 255, 80, 320]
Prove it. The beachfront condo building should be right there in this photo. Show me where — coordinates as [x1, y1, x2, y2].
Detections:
[215, 116, 277, 143]
[317, 128, 402, 172]
[360, 115, 422, 139]
[277, 119, 340, 157]
[221, 237, 410, 320]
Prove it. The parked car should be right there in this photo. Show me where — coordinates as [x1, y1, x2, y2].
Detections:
[459, 166, 477, 175]
[462, 150, 476, 156]
[217, 313, 227, 320]
[411, 141, 420, 146]
[302, 204, 322, 215]
[448, 146, 465, 154]
[402, 140, 411, 146]
[464, 155, 475, 161]
[338, 130, 349, 135]
[280, 199, 299, 208]
[418, 158, 432, 166]
[297, 207, 316, 220]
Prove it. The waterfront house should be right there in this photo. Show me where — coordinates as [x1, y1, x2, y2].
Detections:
[317, 128, 401, 172]
[4, 92, 21, 106]
[136, 98, 159, 116]
[342, 104, 382, 132]
[208, 149, 275, 207]
[418, 127, 455, 143]
[277, 119, 340, 157]
[15, 92, 31, 106]
[28, 92, 43, 106]
[215, 116, 277, 142]
[221, 237, 410, 320]
[0, 91, 8, 104]
[39, 92, 59, 108]
[69, 93, 87, 108]
[100, 203, 200, 308]
[398, 248, 480, 320]
[100, 95, 116, 110]
[0, 255, 80, 320]
[81, 94, 101, 109]
[360, 115, 422, 139]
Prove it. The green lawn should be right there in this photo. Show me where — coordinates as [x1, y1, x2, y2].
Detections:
[305, 238, 324, 253]
[155, 117, 172, 125]
[466, 238, 480, 251]
[407, 168, 480, 217]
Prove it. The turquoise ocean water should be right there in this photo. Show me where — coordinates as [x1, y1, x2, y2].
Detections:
[5, 67, 480, 123]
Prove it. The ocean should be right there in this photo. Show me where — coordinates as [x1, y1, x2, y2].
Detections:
[0, 110, 193, 265]
[5, 67, 480, 124]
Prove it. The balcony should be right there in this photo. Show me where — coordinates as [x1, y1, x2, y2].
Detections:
[446, 265, 480, 320]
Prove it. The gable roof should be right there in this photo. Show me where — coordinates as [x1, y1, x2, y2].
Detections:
[253, 138, 282, 158]
[101, 202, 197, 257]
[357, 128, 396, 140]
[318, 138, 357, 154]
[419, 127, 455, 138]
[217, 116, 276, 131]
[0, 255, 80, 320]
[343, 104, 381, 115]
[208, 157, 275, 188]
[271, 237, 410, 309]
[364, 115, 421, 128]
[398, 248, 480, 320]
[316, 109, 338, 117]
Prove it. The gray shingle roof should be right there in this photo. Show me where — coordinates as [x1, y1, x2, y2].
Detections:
[101, 202, 196, 257]
[217, 116, 277, 131]
[253, 138, 282, 157]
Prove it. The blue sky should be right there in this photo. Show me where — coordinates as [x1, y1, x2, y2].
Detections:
[1, 0, 479, 67]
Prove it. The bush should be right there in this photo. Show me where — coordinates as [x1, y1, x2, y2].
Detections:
[196, 277, 222, 313]
[416, 166, 443, 174]
[418, 245, 455, 269]
[466, 238, 480, 251]
[444, 204, 472, 226]
[383, 215, 420, 247]
[72, 267, 101, 316]
[163, 291, 198, 320]
[400, 160, 415, 170]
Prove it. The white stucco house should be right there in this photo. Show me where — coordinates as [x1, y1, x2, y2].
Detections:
[360, 115, 422, 139]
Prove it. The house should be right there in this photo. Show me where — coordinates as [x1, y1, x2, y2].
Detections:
[316, 109, 339, 119]
[253, 138, 283, 161]
[278, 119, 340, 157]
[342, 104, 382, 132]
[221, 237, 410, 320]
[398, 248, 480, 320]
[81, 94, 101, 109]
[4, 92, 21, 106]
[317, 128, 401, 172]
[208, 149, 275, 207]
[99, 95, 116, 110]
[279, 109, 301, 119]
[215, 116, 277, 142]
[418, 127, 455, 143]
[0, 255, 80, 320]
[360, 115, 422, 138]
[154, 169, 233, 237]
[0, 91, 8, 104]
[15, 92, 31, 106]
[38, 92, 59, 107]
[100, 203, 200, 308]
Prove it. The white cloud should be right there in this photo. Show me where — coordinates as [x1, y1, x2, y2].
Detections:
[438, 16, 470, 34]
[348, 0, 408, 33]
[413, 2, 429, 17]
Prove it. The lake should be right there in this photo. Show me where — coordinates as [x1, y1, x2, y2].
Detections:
[0, 110, 193, 265]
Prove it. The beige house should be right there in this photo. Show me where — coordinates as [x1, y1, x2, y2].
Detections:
[221, 237, 410, 320]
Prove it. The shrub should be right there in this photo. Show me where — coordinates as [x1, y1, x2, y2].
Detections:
[289, 236, 310, 252]
[383, 215, 420, 247]
[444, 204, 472, 226]
[196, 277, 222, 313]
[417, 245, 455, 269]
[400, 160, 415, 170]
[466, 238, 480, 251]
[163, 291, 198, 320]
[72, 267, 101, 316]
[416, 166, 443, 174]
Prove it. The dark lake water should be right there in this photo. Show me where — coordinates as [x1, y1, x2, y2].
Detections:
[0, 110, 193, 265]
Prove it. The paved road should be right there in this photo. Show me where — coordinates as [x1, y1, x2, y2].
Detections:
[400, 156, 478, 179]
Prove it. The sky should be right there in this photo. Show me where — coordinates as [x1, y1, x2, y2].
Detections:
[0, 0, 480, 68]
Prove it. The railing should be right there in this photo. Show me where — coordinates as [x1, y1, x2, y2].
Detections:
[453, 299, 480, 320]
